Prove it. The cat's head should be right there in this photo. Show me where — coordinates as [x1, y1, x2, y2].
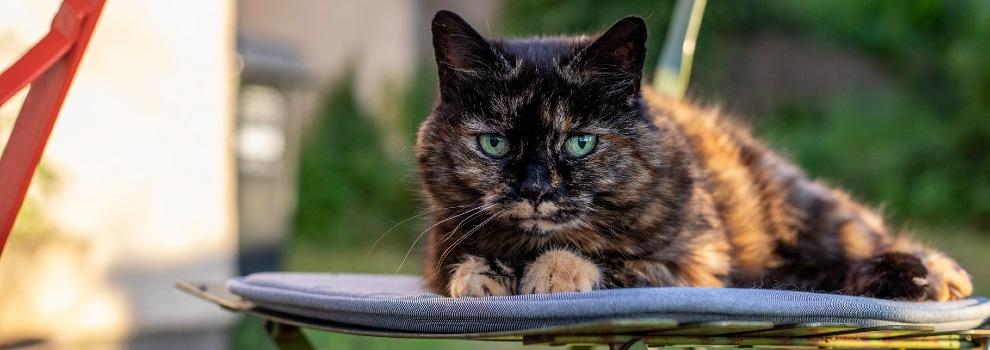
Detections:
[417, 10, 667, 235]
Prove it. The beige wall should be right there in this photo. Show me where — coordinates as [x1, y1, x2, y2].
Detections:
[0, 0, 237, 347]
[238, 0, 417, 104]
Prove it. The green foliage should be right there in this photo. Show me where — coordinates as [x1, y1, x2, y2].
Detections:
[759, 92, 990, 225]
[292, 67, 439, 272]
[733, 1, 990, 227]
[294, 75, 420, 250]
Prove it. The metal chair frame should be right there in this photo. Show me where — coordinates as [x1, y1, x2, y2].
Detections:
[178, 281, 990, 350]
[0, 0, 106, 255]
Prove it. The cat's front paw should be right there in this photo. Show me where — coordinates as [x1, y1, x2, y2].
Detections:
[520, 249, 601, 294]
[844, 252, 972, 301]
[448, 255, 516, 297]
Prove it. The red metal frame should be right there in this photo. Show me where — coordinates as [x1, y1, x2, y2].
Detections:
[0, 0, 105, 256]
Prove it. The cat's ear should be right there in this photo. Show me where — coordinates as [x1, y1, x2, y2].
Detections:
[571, 16, 648, 95]
[431, 10, 501, 89]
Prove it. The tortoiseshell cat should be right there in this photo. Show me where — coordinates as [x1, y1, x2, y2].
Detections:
[415, 10, 973, 301]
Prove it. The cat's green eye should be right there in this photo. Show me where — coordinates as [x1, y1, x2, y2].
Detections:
[564, 134, 597, 158]
[478, 133, 510, 158]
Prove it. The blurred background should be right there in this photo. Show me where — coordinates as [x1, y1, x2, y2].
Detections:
[0, 0, 988, 349]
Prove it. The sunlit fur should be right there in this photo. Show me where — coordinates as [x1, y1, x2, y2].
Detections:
[416, 11, 973, 301]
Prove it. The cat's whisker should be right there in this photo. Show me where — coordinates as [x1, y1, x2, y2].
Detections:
[435, 210, 505, 274]
[366, 203, 477, 256]
[436, 203, 495, 245]
[392, 204, 496, 273]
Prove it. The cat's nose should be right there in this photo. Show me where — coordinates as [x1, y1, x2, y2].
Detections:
[519, 163, 552, 204]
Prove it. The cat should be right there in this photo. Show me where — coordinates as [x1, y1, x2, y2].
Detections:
[415, 10, 973, 301]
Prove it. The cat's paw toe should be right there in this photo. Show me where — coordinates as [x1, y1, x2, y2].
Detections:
[922, 252, 973, 301]
[520, 249, 600, 294]
[448, 255, 515, 298]
[844, 252, 972, 301]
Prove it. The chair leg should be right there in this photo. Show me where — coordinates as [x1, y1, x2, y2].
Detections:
[609, 338, 644, 350]
[263, 320, 315, 350]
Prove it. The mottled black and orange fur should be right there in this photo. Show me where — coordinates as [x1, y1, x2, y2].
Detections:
[416, 11, 973, 301]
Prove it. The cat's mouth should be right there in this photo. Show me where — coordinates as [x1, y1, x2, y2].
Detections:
[506, 200, 576, 233]
[518, 217, 572, 233]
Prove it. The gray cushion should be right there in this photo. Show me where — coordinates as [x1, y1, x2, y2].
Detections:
[227, 272, 990, 334]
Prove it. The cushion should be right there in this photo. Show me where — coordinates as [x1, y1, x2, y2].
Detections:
[227, 272, 990, 334]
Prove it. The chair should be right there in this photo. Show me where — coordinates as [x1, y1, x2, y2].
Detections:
[178, 274, 990, 350]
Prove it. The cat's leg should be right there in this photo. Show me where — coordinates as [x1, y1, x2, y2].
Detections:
[605, 253, 729, 288]
[788, 181, 973, 301]
[447, 254, 518, 297]
[607, 211, 731, 289]
[520, 249, 601, 294]
[845, 239, 973, 301]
